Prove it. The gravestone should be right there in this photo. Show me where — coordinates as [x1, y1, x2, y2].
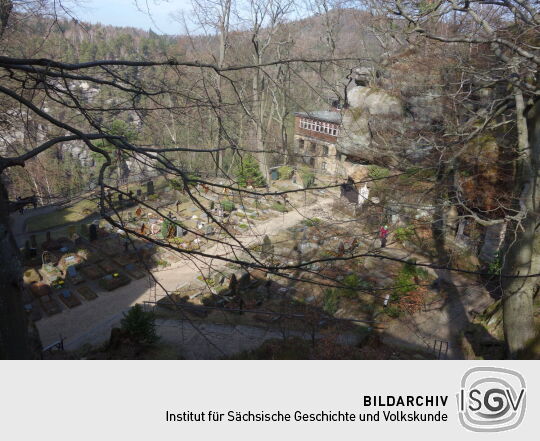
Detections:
[89, 224, 98, 242]
[261, 235, 274, 260]
[146, 180, 155, 195]
[136, 188, 142, 198]
[24, 240, 31, 258]
[176, 225, 185, 237]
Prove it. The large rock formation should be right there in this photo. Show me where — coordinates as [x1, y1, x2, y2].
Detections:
[336, 65, 441, 167]
[338, 85, 404, 165]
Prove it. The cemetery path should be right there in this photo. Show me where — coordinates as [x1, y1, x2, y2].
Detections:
[36, 196, 336, 352]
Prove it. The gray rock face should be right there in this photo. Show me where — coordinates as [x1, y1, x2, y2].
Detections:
[336, 79, 440, 165]
[347, 86, 403, 116]
[61, 140, 95, 168]
[337, 86, 406, 164]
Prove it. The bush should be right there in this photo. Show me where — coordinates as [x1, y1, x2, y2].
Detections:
[488, 251, 503, 276]
[385, 305, 402, 318]
[271, 201, 288, 213]
[395, 225, 415, 243]
[299, 166, 315, 188]
[120, 304, 159, 344]
[220, 200, 235, 212]
[389, 261, 429, 315]
[323, 289, 339, 315]
[341, 274, 372, 298]
[302, 218, 321, 227]
[367, 165, 390, 180]
[278, 165, 293, 180]
[235, 155, 266, 187]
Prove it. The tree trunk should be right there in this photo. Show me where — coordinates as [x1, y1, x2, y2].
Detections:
[252, 71, 270, 183]
[0, 179, 34, 359]
[502, 90, 539, 357]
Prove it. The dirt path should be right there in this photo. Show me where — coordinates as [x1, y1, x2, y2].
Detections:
[36, 197, 335, 349]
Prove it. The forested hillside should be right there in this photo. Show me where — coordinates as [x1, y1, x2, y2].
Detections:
[1, 8, 379, 203]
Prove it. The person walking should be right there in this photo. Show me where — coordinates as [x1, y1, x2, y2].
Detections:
[379, 225, 389, 248]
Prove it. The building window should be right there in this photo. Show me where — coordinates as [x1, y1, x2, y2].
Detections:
[321, 161, 327, 170]
[322, 145, 328, 156]
[310, 142, 317, 153]
[298, 139, 304, 150]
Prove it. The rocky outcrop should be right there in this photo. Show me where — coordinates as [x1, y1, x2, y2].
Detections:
[336, 65, 441, 167]
[61, 140, 95, 168]
[337, 86, 406, 165]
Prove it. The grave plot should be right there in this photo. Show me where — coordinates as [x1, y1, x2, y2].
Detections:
[76, 285, 98, 301]
[113, 253, 137, 267]
[22, 287, 42, 322]
[123, 263, 147, 280]
[58, 289, 82, 308]
[80, 264, 106, 280]
[39, 295, 62, 316]
[66, 265, 84, 285]
[94, 238, 125, 258]
[98, 272, 131, 291]
[29, 283, 61, 316]
[98, 259, 118, 274]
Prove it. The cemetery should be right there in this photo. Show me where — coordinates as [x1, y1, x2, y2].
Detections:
[17, 167, 488, 360]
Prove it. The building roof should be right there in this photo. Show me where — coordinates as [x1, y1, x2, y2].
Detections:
[295, 110, 342, 124]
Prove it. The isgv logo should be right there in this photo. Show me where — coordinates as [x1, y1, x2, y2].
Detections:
[457, 367, 526, 432]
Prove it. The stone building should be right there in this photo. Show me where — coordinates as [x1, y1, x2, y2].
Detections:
[293, 110, 344, 175]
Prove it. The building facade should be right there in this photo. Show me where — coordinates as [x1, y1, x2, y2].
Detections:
[294, 111, 345, 175]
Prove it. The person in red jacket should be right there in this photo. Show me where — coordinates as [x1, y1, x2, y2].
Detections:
[379, 225, 389, 248]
